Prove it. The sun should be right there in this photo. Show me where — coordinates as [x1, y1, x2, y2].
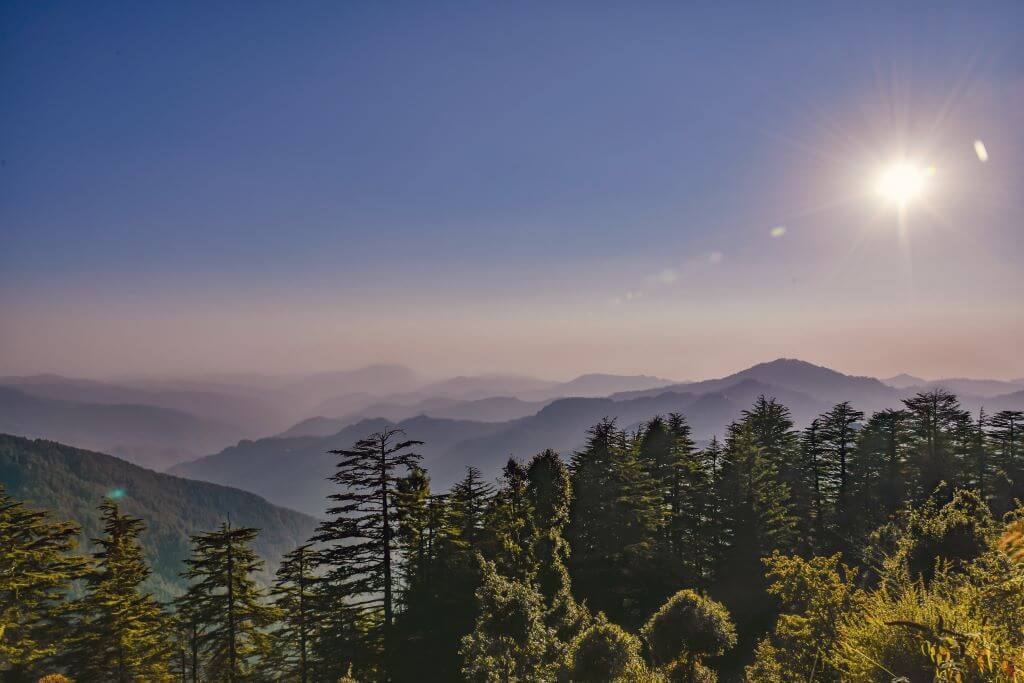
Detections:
[875, 162, 935, 206]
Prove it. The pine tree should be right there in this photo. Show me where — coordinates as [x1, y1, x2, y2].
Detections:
[666, 413, 714, 588]
[567, 419, 664, 627]
[988, 410, 1024, 512]
[847, 409, 909, 550]
[314, 428, 423, 680]
[799, 419, 825, 546]
[524, 449, 589, 650]
[566, 419, 620, 610]
[62, 501, 172, 682]
[817, 401, 864, 550]
[712, 419, 795, 646]
[961, 409, 994, 504]
[526, 450, 571, 605]
[485, 458, 535, 583]
[903, 390, 970, 501]
[742, 396, 804, 545]
[181, 522, 277, 682]
[449, 466, 496, 548]
[270, 544, 318, 683]
[0, 486, 86, 679]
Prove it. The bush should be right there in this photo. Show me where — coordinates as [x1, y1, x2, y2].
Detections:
[567, 617, 651, 682]
[641, 589, 735, 682]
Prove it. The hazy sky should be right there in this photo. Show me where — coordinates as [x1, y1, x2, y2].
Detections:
[2, 2, 1022, 381]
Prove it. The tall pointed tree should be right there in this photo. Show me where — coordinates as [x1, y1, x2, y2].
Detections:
[0, 486, 86, 680]
[988, 409, 1023, 512]
[847, 408, 909, 550]
[817, 401, 864, 550]
[62, 501, 172, 682]
[270, 544, 318, 683]
[486, 458, 535, 583]
[903, 389, 970, 501]
[181, 523, 276, 682]
[314, 428, 423, 680]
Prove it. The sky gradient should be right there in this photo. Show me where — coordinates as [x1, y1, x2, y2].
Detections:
[2, 2, 1022, 381]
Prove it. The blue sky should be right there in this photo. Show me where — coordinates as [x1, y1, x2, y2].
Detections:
[2, 2, 1022, 379]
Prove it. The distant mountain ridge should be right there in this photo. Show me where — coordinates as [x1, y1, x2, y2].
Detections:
[0, 434, 317, 601]
[612, 359, 899, 412]
[171, 374, 834, 516]
[0, 386, 243, 470]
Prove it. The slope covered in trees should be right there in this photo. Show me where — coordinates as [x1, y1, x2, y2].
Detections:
[0, 434, 317, 599]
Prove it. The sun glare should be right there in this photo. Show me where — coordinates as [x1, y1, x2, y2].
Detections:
[875, 162, 935, 206]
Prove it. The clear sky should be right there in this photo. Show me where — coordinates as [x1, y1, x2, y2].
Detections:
[2, 2, 1022, 381]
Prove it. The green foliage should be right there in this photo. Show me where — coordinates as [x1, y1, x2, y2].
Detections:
[269, 544, 318, 682]
[0, 485, 86, 678]
[180, 522, 278, 680]
[746, 552, 857, 681]
[460, 559, 559, 683]
[641, 589, 736, 681]
[752, 497, 1024, 682]
[567, 617, 652, 682]
[61, 501, 173, 681]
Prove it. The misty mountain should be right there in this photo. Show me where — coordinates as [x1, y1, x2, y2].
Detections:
[287, 364, 420, 403]
[983, 390, 1024, 414]
[0, 386, 242, 470]
[533, 373, 677, 399]
[171, 377, 829, 515]
[0, 434, 317, 601]
[882, 373, 929, 388]
[415, 373, 558, 400]
[0, 374, 292, 437]
[171, 416, 508, 515]
[905, 378, 1024, 398]
[613, 358, 899, 412]
[282, 395, 550, 438]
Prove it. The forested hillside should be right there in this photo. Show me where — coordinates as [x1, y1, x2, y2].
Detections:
[0, 434, 317, 600]
[4, 390, 1023, 681]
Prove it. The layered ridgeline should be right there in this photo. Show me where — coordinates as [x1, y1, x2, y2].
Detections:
[173, 360, 1024, 517]
[0, 434, 317, 600]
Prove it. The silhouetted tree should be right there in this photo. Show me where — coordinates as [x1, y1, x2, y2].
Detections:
[314, 428, 423, 680]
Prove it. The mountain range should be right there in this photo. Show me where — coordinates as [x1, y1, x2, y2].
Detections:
[169, 359, 1024, 516]
[0, 434, 317, 601]
[7, 359, 1024, 519]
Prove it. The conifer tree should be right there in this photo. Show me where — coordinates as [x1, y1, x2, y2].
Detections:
[0, 486, 86, 679]
[567, 419, 621, 609]
[270, 544, 318, 683]
[181, 523, 276, 682]
[988, 410, 1024, 511]
[847, 409, 909, 548]
[742, 396, 806, 544]
[799, 419, 825, 545]
[526, 450, 571, 605]
[817, 401, 864, 550]
[712, 420, 795, 643]
[449, 466, 495, 547]
[666, 413, 714, 587]
[314, 428, 423, 679]
[62, 501, 172, 682]
[486, 458, 535, 583]
[903, 390, 970, 501]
